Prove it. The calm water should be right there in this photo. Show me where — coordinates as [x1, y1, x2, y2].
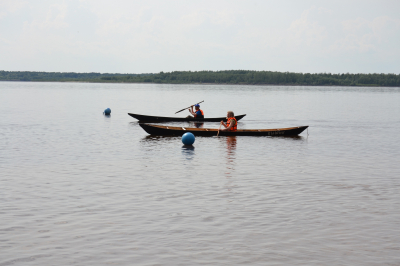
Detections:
[1, 82, 400, 265]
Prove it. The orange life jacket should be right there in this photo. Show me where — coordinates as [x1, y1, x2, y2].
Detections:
[194, 109, 204, 118]
[226, 117, 237, 131]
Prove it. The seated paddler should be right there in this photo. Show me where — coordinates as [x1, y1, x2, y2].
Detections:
[189, 104, 204, 119]
[220, 111, 237, 131]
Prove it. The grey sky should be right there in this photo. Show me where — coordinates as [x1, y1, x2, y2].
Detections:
[1, 0, 399, 74]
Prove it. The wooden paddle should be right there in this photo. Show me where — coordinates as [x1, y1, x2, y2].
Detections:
[175, 100, 204, 114]
[217, 122, 222, 136]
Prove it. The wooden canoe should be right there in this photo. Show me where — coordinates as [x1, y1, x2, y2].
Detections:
[139, 123, 309, 136]
[128, 113, 246, 122]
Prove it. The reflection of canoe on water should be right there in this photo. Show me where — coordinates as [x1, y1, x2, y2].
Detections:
[139, 123, 308, 136]
[128, 113, 246, 122]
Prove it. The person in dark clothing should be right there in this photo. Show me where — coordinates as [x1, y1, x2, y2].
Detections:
[189, 104, 204, 118]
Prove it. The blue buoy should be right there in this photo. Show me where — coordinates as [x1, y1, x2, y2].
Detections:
[104, 108, 111, 115]
[182, 132, 195, 145]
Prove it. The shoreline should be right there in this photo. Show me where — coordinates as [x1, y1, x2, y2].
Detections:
[2, 70, 399, 87]
[0, 80, 396, 87]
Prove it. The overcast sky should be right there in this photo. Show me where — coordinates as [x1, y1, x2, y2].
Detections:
[1, 0, 399, 74]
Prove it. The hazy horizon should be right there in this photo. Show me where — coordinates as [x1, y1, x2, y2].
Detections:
[1, 0, 399, 74]
[1, 70, 400, 75]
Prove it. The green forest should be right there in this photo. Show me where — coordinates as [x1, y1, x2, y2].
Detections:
[1, 70, 399, 86]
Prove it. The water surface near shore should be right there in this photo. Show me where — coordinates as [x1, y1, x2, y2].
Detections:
[1, 82, 400, 265]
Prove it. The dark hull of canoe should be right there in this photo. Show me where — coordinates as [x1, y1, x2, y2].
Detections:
[139, 123, 308, 136]
[128, 113, 246, 122]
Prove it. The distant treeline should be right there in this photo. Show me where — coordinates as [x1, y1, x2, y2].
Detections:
[0, 71, 150, 82]
[1, 70, 400, 86]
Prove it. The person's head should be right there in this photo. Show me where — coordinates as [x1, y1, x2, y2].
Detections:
[194, 104, 200, 110]
[227, 111, 234, 118]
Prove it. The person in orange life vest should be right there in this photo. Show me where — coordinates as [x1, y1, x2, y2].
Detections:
[220, 111, 237, 131]
[189, 104, 204, 119]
